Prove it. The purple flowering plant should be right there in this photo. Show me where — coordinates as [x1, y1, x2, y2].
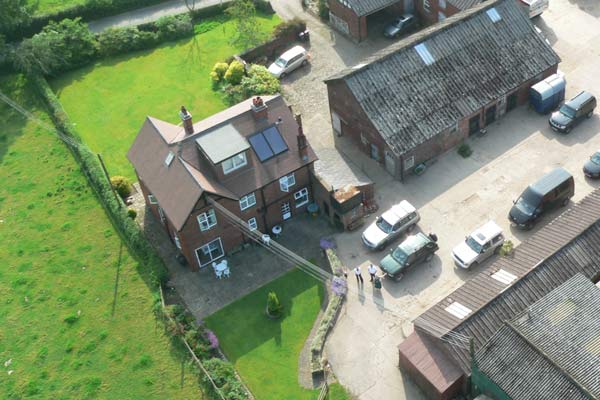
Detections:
[206, 329, 219, 349]
[331, 276, 347, 296]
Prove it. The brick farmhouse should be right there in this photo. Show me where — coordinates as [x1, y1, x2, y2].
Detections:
[127, 95, 317, 271]
[325, 0, 560, 180]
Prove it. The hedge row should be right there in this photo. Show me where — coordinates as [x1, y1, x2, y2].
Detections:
[310, 249, 346, 375]
[156, 296, 251, 399]
[31, 73, 169, 285]
[3, 0, 274, 41]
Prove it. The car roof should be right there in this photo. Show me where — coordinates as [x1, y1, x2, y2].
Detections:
[568, 91, 595, 109]
[399, 232, 431, 254]
[471, 221, 502, 245]
[280, 46, 306, 60]
[530, 167, 572, 196]
[382, 200, 416, 224]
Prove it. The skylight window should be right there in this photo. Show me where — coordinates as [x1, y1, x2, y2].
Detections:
[445, 301, 472, 319]
[414, 43, 434, 65]
[164, 151, 175, 167]
[486, 8, 501, 23]
[248, 126, 288, 162]
[491, 269, 517, 285]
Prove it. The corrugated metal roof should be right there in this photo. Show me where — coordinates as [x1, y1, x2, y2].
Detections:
[340, 0, 400, 16]
[325, 0, 560, 157]
[475, 274, 600, 399]
[448, 0, 486, 10]
[414, 188, 600, 372]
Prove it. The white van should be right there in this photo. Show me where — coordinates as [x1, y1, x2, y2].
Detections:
[518, 0, 549, 18]
[268, 45, 309, 79]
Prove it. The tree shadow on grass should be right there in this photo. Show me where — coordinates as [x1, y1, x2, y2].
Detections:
[205, 269, 326, 363]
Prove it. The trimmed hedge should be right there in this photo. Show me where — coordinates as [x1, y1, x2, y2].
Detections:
[31, 73, 168, 285]
[310, 249, 346, 375]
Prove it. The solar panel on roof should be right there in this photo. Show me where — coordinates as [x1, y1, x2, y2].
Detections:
[248, 133, 273, 162]
[486, 8, 501, 22]
[414, 43, 434, 65]
[262, 126, 288, 155]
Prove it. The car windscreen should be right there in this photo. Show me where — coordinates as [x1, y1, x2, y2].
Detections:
[274, 58, 287, 68]
[559, 104, 576, 119]
[376, 217, 393, 234]
[391, 247, 408, 265]
[592, 152, 600, 165]
[466, 236, 483, 253]
[516, 188, 541, 213]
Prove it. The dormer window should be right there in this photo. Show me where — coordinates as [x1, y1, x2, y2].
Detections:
[222, 152, 247, 174]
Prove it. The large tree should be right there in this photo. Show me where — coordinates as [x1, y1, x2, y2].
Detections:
[0, 0, 30, 33]
[226, 0, 265, 50]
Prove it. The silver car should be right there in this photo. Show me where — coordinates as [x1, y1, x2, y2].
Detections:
[452, 221, 504, 269]
[361, 200, 420, 250]
[268, 45, 309, 79]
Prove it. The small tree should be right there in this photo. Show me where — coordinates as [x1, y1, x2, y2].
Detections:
[266, 291, 282, 318]
[211, 62, 229, 82]
[499, 240, 514, 257]
[110, 176, 132, 199]
[224, 60, 245, 85]
[226, 0, 264, 49]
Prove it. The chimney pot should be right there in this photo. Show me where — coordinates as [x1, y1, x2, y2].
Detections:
[179, 105, 194, 135]
[251, 96, 268, 120]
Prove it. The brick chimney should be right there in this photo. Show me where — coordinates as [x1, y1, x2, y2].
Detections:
[179, 106, 194, 135]
[295, 113, 308, 162]
[251, 96, 268, 120]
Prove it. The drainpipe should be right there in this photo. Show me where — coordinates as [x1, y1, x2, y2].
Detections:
[260, 187, 268, 232]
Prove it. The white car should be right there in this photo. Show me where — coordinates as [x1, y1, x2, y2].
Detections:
[452, 221, 504, 269]
[268, 45, 309, 79]
[361, 200, 420, 250]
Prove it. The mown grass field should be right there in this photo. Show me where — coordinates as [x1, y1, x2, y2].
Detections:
[51, 13, 281, 181]
[205, 269, 350, 400]
[27, 0, 87, 14]
[0, 74, 201, 398]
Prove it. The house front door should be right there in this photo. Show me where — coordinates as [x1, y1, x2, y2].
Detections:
[485, 105, 496, 126]
[371, 144, 380, 161]
[281, 202, 292, 220]
[468, 115, 480, 136]
[385, 150, 396, 176]
[506, 92, 518, 112]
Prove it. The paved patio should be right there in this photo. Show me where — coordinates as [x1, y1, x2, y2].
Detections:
[131, 185, 340, 319]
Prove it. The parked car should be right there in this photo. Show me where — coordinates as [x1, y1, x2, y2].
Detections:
[452, 221, 504, 269]
[268, 45, 309, 78]
[383, 14, 416, 38]
[379, 233, 439, 281]
[361, 200, 420, 250]
[583, 150, 600, 179]
[549, 91, 596, 133]
[509, 167, 574, 229]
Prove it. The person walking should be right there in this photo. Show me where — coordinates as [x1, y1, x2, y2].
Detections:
[353, 266, 364, 285]
[368, 263, 377, 282]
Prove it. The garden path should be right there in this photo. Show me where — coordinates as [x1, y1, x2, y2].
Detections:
[87, 0, 226, 33]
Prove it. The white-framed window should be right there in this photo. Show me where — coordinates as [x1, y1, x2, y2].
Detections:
[294, 188, 309, 208]
[423, 0, 431, 12]
[439, 0, 446, 9]
[195, 238, 224, 267]
[404, 156, 415, 171]
[165, 151, 175, 167]
[197, 209, 217, 231]
[173, 234, 182, 250]
[239, 192, 256, 211]
[148, 194, 158, 204]
[279, 173, 296, 192]
[360, 132, 368, 145]
[222, 152, 247, 174]
[438, 11, 446, 21]
[248, 217, 258, 231]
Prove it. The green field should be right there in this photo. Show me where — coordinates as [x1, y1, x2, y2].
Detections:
[51, 13, 281, 181]
[205, 269, 349, 400]
[27, 0, 87, 14]
[0, 75, 202, 398]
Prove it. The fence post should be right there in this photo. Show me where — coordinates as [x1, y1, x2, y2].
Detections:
[97, 153, 122, 208]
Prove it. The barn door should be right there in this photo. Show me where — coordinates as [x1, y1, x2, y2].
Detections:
[404, 0, 414, 13]
[385, 151, 396, 176]
[332, 112, 342, 135]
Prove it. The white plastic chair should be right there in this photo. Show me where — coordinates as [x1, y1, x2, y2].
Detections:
[215, 269, 223, 279]
[223, 267, 230, 278]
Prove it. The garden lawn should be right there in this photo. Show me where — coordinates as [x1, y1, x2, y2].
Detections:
[27, 0, 86, 14]
[50, 13, 281, 181]
[205, 269, 349, 400]
[0, 74, 201, 399]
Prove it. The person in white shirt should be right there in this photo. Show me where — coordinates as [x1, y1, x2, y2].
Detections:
[353, 266, 363, 284]
[368, 264, 377, 282]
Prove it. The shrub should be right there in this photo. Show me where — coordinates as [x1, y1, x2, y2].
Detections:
[110, 175, 132, 199]
[240, 64, 280, 97]
[499, 240, 514, 257]
[318, 0, 329, 20]
[211, 62, 229, 82]
[457, 143, 473, 158]
[272, 18, 306, 38]
[224, 60, 245, 85]
[97, 27, 157, 57]
[64, 313, 79, 324]
[154, 14, 193, 40]
[266, 291, 282, 317]
[202, 358, 249, 399]
[127, 208, 137, 220]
